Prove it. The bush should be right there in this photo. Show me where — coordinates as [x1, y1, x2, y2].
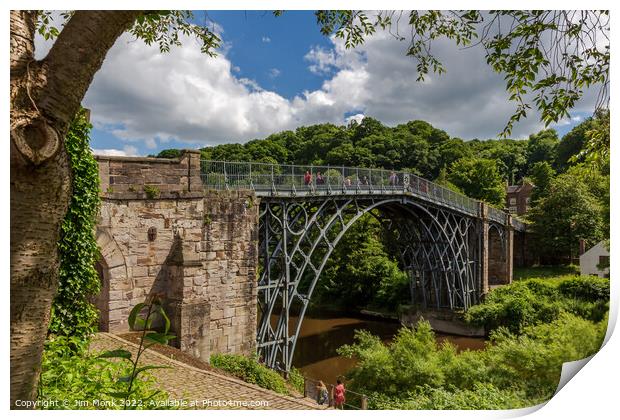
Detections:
[39, 336, 170, 410]
[338, 322, 462, 396]
[210, 353, 290, 395]
[558, 276, 610, 301]
[338, 313, 606, 409]
[465, 276, 609, 334]
[369, 383, 531, 410]
[485, 313, 606, 399]
[288, 367, 305, 394]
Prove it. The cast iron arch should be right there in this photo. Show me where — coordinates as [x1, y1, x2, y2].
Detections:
[256, 196, 483, 372]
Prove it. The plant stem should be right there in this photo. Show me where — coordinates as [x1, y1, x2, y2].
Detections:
[124, 301, 154, 409]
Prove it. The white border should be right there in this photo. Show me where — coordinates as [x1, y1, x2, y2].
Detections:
[2, 1, 618, 419]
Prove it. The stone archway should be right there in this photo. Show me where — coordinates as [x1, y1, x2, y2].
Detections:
[95, 227, 130, 332]
[93, 260, 110, 332]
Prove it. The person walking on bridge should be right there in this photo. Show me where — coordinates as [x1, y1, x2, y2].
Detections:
[389, 171, 398, 187]
[304, 170, 313, 188]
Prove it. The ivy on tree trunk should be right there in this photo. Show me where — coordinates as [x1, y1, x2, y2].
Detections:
[49, 108, 101, 339]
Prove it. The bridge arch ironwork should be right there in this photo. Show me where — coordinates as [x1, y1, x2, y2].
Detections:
[256, 196, 482, 372]
[201, 160, 524, 373]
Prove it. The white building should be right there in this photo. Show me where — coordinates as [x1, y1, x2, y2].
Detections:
[579, 241, 610, 278]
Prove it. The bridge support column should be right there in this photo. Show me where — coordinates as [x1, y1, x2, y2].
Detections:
[505, 215, 514, 285]
[203, 190, 259, 357]
[480, 203, 489, 295]
[486, 210, 513, 288]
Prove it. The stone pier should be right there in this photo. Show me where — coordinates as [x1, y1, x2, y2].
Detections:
[94, 151, 258, 362]
[480, 203, 514, 294]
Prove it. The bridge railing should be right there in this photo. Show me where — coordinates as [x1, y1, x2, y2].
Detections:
[200, 160, 530, 229]
[201, 160, 484, 215]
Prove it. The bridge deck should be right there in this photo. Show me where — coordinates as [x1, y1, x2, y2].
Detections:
[200, 160, 526, 231]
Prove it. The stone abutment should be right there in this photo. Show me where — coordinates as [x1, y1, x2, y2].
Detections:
[95, 151, 258, 362]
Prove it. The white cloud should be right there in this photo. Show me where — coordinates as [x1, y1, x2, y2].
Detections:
[268, 68, 281, 78]
[345, 113, 365, 125]
[35, 18, 600, 150]
[305, 46, 337, 75]
[91, 145, 138, 157]
[261, 36, 271, 43]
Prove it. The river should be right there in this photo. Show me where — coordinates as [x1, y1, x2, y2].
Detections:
[288, 313, 486, 386]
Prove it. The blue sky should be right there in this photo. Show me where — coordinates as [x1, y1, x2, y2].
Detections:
[205, 11, 332, 99]
[35, 11, 597, 157]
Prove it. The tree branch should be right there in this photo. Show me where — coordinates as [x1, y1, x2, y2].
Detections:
[10, 10, 36, 75]
[37, 10, 142, 126]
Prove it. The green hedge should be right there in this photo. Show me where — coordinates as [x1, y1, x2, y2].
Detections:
[465, 276, 609, 334]
[210, 353, 291, 395]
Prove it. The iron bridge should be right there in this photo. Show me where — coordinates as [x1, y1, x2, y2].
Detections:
[201, 160, 526, 373]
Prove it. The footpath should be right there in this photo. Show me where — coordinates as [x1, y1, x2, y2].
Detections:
[90, 333, 325, 410]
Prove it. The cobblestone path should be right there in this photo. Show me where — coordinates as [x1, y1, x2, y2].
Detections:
[90, 333, 325, 410]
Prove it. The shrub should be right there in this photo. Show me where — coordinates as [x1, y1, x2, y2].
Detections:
[143, 185, 160, 199]
[210, 353, 290, 395]
[558, 276, 610, 301]
[288, 367, 305, 394]
[38, 335, 170, 410]
[485, 313, 606, 399]
[465, 276, 609, 333]
[369, 383, 532, 410]
[338, 312, 606, 409]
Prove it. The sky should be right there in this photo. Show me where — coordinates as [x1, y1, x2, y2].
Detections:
[35, 10, 599, 157]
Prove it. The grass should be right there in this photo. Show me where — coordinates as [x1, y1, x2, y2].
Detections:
[513, 265, 579, 282]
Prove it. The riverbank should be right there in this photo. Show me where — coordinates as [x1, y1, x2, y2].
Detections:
[291, 310, 486, 386]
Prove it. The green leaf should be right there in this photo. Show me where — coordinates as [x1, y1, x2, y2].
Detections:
[158, 306, 171, 334]
[128, 303, 146, 330]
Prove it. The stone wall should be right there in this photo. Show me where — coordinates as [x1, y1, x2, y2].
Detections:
[513, 231, 536, 267]
[94, 151, 258, 362]
[488, 227, 509, 285]
[203, 190, 259, 355]
[480, 203, 514, 291]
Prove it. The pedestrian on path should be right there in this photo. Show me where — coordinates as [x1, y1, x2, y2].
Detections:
[316, 381, 329, 406]
[334, 378, 346, 409]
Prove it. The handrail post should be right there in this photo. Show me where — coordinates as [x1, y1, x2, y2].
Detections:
[361, 395, 368, 410]
[249, 162, 253, 190]
[303, 377, 307, 398]
[224, 162, 229, 190]
[291, 165, 295, 195]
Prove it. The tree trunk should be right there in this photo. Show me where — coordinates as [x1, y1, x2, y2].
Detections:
[10, 10, 140, 408]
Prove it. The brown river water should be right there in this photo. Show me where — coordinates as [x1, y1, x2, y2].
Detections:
[286, 314, 486, 386]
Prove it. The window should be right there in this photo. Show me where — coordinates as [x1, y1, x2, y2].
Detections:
[509, 206, 518, 213]
[599, 255, 610, 267]
[526, 197, 531, 204]
[509, 198, 516, 205]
